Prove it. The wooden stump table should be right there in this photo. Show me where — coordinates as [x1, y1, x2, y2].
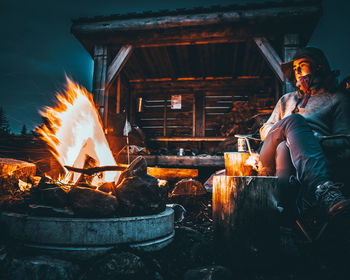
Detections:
[213, 175, 280, 263]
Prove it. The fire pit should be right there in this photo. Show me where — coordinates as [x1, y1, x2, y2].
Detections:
[1, 206, 174, 260]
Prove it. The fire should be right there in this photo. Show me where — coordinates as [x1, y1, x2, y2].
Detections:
[37, 78, 120, 186]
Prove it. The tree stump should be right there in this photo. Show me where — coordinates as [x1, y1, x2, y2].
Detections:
[213, 175, 280, 262]
[224, 152, 252, 176]
[0, 158, 36, 193]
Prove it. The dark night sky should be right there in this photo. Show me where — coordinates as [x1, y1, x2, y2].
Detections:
[1, 0, 350, 133]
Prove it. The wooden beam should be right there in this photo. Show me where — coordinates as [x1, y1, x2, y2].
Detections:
[131, 77, 272, 92]
[92, 45, 108, 124]
[116, 75, 121, 114]
[72, 5, 320, 34]
[106, 45, 133, 88]
[253, 37, 285, 83]
[149, 137, 229, 141]
[119, 154, 225, 167]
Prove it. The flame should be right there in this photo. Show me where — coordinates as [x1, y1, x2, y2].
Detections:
[37, 78, 120, 186]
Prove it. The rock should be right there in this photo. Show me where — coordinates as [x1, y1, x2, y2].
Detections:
[0, 158, 36, 194]
[36, 186, 69, 208]
[68, 186, 118, 217]
[164, 227, 209, 266]
[0, 255, 79, 280]
[87, 252, 145, 280]
[116, 156, 147, 186]
[171, 179, 207, 196]
[115, 174, 166, 216]
[184, 265, 233, 280]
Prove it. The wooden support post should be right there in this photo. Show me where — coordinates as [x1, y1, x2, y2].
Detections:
[194, 93, 205, 137]
[106, 45, 133, 88]
[283, 34, 300, 93]
[92, 45, 108, 125]
[213, 175, 280, 260]
[163, 95, 168, 137]
[253, 37, 285, 83]
[116, 76, 121, 114]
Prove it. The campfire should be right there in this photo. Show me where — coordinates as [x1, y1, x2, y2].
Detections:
[0, 79, 168, 218]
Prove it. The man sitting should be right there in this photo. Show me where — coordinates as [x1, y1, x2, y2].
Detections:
[259, 47, 350, 219]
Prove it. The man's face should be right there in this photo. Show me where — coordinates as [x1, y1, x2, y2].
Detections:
[293, 58, 315, 89]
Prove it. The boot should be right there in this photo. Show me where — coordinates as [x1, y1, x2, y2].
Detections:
[315, 181, 350, 219]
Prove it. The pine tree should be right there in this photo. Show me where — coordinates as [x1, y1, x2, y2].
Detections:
[21, 124, 27, 135]
[0, 107, 10, 135]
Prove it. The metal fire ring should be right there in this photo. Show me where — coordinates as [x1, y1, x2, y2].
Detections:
[1, 207, 174, 246]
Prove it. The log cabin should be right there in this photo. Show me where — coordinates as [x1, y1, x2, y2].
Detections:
[71, 0, 321, 170]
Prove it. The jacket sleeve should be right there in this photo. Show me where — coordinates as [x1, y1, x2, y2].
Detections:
[320, 92, 350, 150]
[260, 98, 283, 141]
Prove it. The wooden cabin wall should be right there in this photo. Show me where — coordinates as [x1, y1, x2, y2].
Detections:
[129, 78, 275, 154]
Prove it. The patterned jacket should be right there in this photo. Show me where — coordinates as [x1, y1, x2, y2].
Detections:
[260, 89, 350, 149]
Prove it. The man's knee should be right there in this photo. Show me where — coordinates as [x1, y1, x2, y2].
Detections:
[276, 141, 289, 155]
[284, 113, 306, 124]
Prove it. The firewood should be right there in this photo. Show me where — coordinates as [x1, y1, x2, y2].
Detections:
[64, 165, 125, 175]
[0, 158, 36, 194]
[171, 179, 206, 196]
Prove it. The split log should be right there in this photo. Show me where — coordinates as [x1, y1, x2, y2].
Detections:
[213, 176, 280, 260]
[115, 156, 147, 186]
[171, 179, 206, 196]
[0, 158, 36, 193]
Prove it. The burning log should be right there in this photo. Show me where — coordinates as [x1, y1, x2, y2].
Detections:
[98, 182, 116, 195]
[213, 176, 280, 259]
[67, 186, 118, 217]
[64, 164, 125, 176]
[0, 158, 36, 193]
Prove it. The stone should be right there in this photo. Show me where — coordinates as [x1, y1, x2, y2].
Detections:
[0, 255, 79, 280]
[115, 174, 166, 216]
[184, 265, 233, 280]
[36, 186, 69, 208]
[67, 186, 118, 217]
[86, 252, 145, 280]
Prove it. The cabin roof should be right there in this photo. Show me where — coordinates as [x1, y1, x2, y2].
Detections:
[71, 0, 321, 82]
